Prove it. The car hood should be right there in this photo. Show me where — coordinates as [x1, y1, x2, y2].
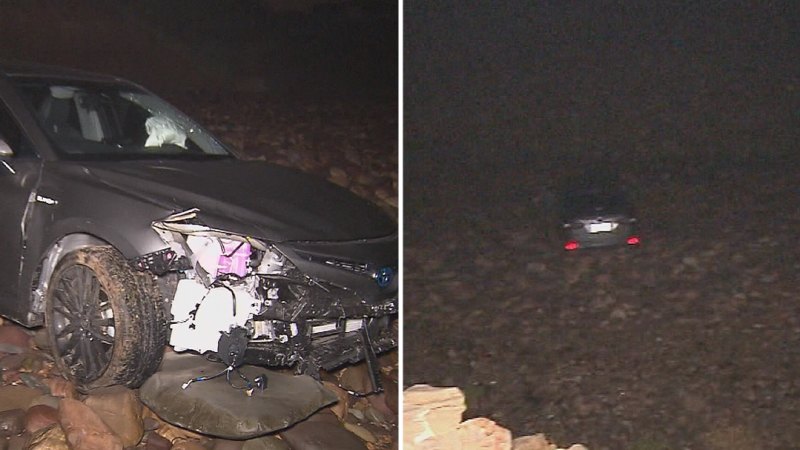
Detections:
[71, 159, 396, 242]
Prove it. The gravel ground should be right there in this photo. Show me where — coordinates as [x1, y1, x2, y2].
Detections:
[404, 153, 800, 449]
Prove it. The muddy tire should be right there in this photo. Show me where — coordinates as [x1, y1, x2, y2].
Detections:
[44, 246, 167, 391]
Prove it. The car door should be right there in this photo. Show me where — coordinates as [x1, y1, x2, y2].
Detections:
[0, 97, 42, 321]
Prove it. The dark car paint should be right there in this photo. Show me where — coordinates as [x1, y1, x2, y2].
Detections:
[0, 63, 397, 328]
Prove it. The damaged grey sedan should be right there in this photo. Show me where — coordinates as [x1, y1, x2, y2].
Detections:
[0, 63, 397, 391]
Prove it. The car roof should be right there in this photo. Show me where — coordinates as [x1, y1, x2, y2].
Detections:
[0, 60, 127, 84]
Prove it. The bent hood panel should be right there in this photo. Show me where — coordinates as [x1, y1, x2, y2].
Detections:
[61, 160, 396, 241]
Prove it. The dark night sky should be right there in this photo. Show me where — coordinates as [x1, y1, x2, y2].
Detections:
[0, 1, 397, 99]
[405, 1, 799, 176]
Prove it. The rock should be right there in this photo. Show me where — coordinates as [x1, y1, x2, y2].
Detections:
[6, 433, 29, 450]
[27, 395, 60, 410]
[58, 398, 123, 450]
[0, 409, 25, 438]
[452, 418, 513, 449]
[84, 386, 144, 447]
[0, 344, 25, 356]
[383, 377, 398, 414]
[338, 363, 373, 395]
[342, 422, 377, 443]
[141, 431, 172, 450]
[321, 382, 349, 420]
[328, 167, 350, 187]
[212, 439, 244, 450]
[26, 425, 69, 450]
[0, 325, 31, 350]
[241, 435, 291, 450]
[0, 354, 25, 371]
[32, 329, 50, 352]
[139, 353, 337, 439]
[0, 386, 44, 412]
[171, 440, 207, 450]
[41, 378, 76, 399]
[512, 434, 556, 450]
[143, 407, 206, 443]
[24, 405, 59, 434]
[18, 374, 49, 393]
[403, 385, 465, 446]
[279, 410, 367, 450]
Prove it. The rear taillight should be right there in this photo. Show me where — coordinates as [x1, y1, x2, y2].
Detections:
[564, 240, 580, 251]
[626, 236, 641, 245]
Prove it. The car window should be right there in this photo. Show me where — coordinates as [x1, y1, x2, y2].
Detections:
[0, 100, 37, 158]
[12, 80, 232, 160]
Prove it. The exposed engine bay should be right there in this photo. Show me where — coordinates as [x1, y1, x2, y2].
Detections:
[132, 208, 398, 386]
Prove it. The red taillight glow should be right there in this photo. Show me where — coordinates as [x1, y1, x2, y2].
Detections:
[626, 236, 641, 245]
[564, 240, 580, 251]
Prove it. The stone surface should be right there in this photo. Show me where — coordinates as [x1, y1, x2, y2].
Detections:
[171, 441, 208, 450]
[140, 353, 337, 439]
[0, 325, 31, 351]
[41, 378, 76, 399]
[141, 431, 172, 450]
[338, 364, 373, 394]
[58, 398, 123, 450]
[241, 435, 292, 450]
[279, 410, 367, 450]
[27, 395, 60, 410]
[403, 384, 466, 446]
[26, 425, 69, 450]
[0, 409, 24, 438]
[322, 381, 349, 420]
[0, 386, 44, 412]
[24, 405, 59, 434]
[84, 386, 144, 447]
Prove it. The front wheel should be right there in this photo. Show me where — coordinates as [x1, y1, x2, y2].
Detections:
[45, 246, 167, 391]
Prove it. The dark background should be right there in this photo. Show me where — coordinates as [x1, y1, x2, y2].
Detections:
[406, 1, 798, 177]
[0, 0, 397, 100]
[404, 2, 800, 449]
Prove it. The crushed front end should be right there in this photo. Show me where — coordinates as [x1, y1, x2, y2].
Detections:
[134, 209, 397, 387]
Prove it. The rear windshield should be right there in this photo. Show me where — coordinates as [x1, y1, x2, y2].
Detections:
[12, 78, 233, 160]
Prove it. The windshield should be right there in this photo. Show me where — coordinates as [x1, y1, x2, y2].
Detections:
[13, 79, 232, 160]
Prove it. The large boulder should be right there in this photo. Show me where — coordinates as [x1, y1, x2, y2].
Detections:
[58, 398, 123, 450]
[139, 352, 337, 439]
[84, 386, 144, 447]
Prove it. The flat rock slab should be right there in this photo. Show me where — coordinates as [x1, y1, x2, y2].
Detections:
[140, 353, 337, 439]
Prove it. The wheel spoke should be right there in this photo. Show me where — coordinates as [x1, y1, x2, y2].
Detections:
[56, 322, 79, 339]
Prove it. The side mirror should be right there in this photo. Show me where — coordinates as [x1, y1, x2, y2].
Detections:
[0, 138, 12, 157]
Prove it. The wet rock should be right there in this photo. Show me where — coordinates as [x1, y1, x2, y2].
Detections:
[24, 405, 59, 434]
[171, 440, 207, 450]
[6, 433, 29, 450]
[279, 410, 367, 450]
[0, 410, 25, 438]
[328, 167, 350, 187]
[0, 325, 31, 351]
[338, 363, 373, 395]
[342, 422, 377, 443]
[139, 353, 337, 439]
[84, 386, 144, 447]
[26, 425, 68, 450]
[32, 329, 50, 352]
[241, 435, 291, 450]
[41, 378, 76, 399]
[212, 439, 244, 450]
[321, 381, 349, 420]
[27, 395, 60, 410]
[142, 407, 206, 443]
[141, 431, 172, 450]
[58, 398, 123, 450]
[0, 386, 44, 412]
[18, 374, 49, 394]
